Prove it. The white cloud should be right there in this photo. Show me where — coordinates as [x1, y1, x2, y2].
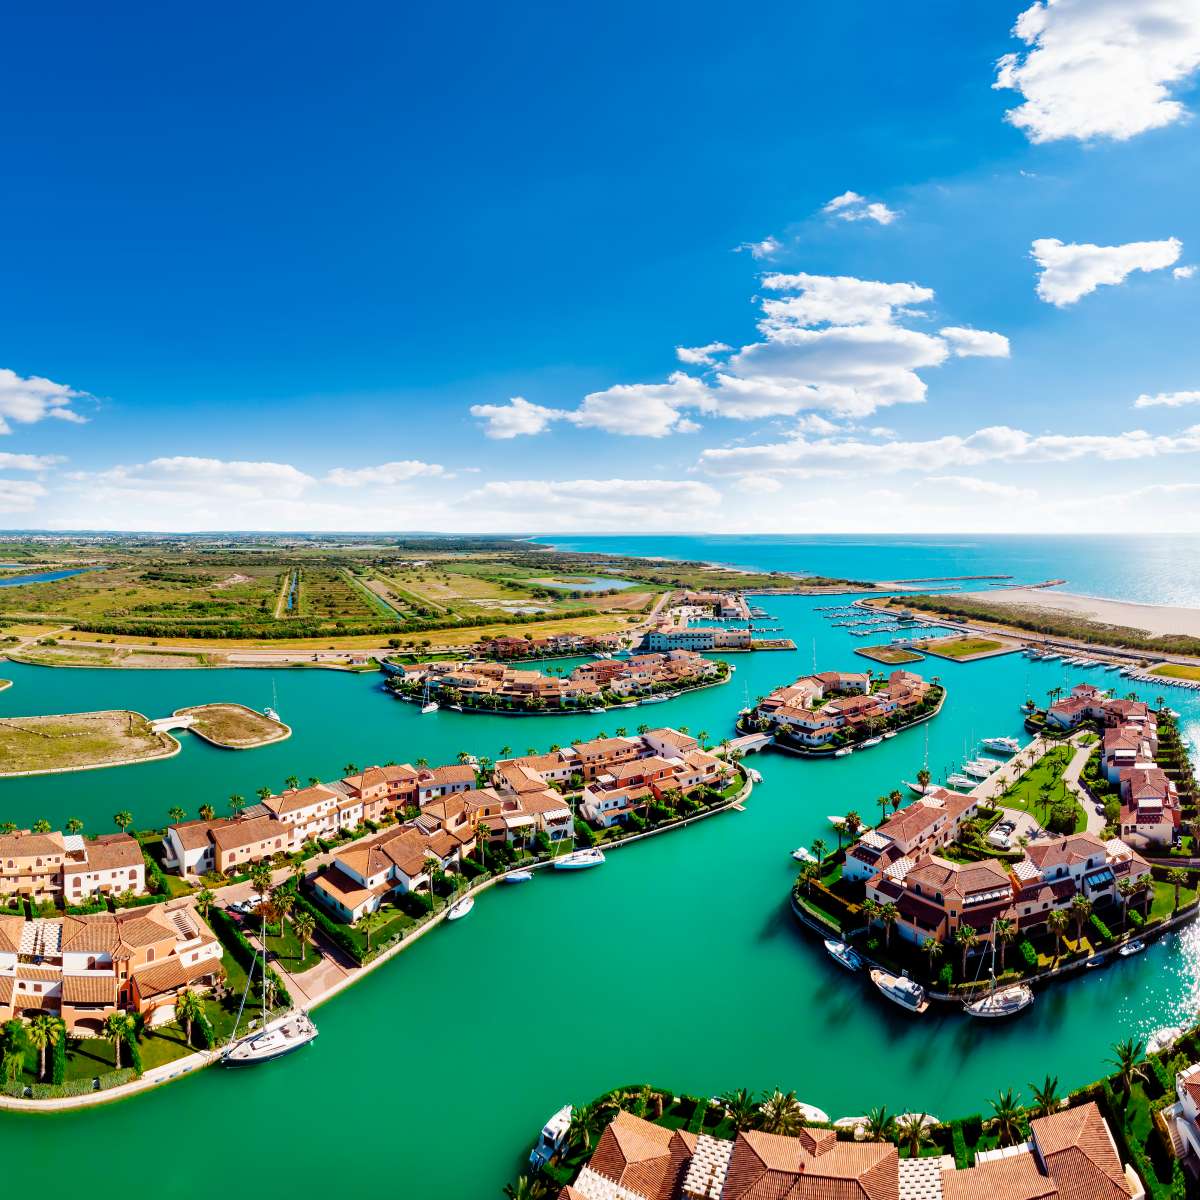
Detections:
[676, 342, 731, 366]
[1175, 265, 1197, 279]
[734, 236, 782, 260]
[462, 478, 720, 530]
[0, 368, 89, 434]
[0, 479, 47, 513]
[1031, 237, 1182, 305]
[0, 452, 62, 471]
[928, 474, 1036, 501]
[1135, 390, 1200, 409]
[470, 396, 568, 439]
[325, 460, 446, 486]
[939, 326, 1011, 358]
[471, 273, 1008, 437]
[994, 0, 1200, 143]
[699, 424, 1200, 477]
[822, 190, 899, 225]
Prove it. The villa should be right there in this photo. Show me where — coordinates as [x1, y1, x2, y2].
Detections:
[0, 898, 222, 1035]
[750, 668, 933, 747]
[560, 1103, 1143, 1200]
[0, 829, 146, 904]
[580, 749, 729, 827]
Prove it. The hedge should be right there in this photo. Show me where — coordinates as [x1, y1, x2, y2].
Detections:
[51, 1022, 67, 1085]
[294, 892, 363, 964]
[142, 850, 172, 896]
[1090, 914, 1113, 943]
[1018, 939, 1037, 968]
[950, 1121, 970, 1169]
[208, 905, 293, 1008]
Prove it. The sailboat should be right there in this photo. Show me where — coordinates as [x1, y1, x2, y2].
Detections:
[222, 908, 318, 1066]
[264, 679, 281, 723]
[420, 680, 439, 714]
[964, 936, 1033, 1019]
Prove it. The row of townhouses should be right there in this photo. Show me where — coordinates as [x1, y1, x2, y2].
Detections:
[560, 1103, 1143, 1200]
[0, 898, 222, 1036]
[1047, 683, 1179, 848]
[0, 830, 146, 904]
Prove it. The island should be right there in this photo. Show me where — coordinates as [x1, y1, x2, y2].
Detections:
[0, 709, 180, 776]
[173, 702, 290, 748]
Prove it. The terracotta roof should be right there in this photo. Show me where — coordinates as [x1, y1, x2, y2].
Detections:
[588, 1110, 697, 1200]
[0, 831, 66, 859]
[134, 954, 219, 999]
[168, 818, 223, 853]
[1031, 1102, 1133, 1200]
[1024, 834, 1108, 872]
[724, 1128, 899, 1200]
[61, 974, 118, 1005]
[0, 914, 24, 953]
[262, 783, 339, 817]
[210, 814, 285, 852]
[941, 1151, 1056, 1200]
[70, 833, 143, 873]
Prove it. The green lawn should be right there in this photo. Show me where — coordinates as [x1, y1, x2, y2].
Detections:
[996, 748, 1087, 833]
[919, 636, 1005, 659]
[1150, 663, 1200, 682]
[266, 917, 322, 973]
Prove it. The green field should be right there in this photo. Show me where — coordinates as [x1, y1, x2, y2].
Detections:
[918, 636, 1006, 660]
[1150, 662, 1200, 682]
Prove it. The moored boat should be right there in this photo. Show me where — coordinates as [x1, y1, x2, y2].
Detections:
[421, 701, 439, 714]
[869, 968, 929, 1014]
[223, 1012, 319, 1066]
[965, 982, 1034, 1019]
[833, 747, 853, 757]
[904, 780, 935, 796]
[553, 848, 605, 871]
[824, 939, 862, 971]
[860, 736, 883, 748]
[447, 895, 474, 920]
[792, 846, 817, 863]
[504, 869, 534, 884]
[982, 736, 1021, 754]
[1148, 1026, 1182, 1054]
[529, 1105, 573, 1168]
[1119, 938, 1146, 957]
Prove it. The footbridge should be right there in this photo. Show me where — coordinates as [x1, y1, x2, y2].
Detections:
[150, 715, 196, 734]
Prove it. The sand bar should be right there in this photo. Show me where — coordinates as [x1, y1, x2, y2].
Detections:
[953, 588, 1200, 640]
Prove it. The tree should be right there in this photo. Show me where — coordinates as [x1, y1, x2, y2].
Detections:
[249, 861, 273, 902]
[475, 820, 490, 869]
[1047, 909, 1069, 959]
[271, 884, 296, 933]
[199, 804, 215, 822]
[343, 763, 359, 777]
[895, 1112, 930, 1158]
[888, 789, 903, 814]
[168, 806, 186, 824]
[503, 1176, 549, 1200]
[993, 917, 1016, 973]
[863, 1106, 895, 1143]
[1070, 894, 1092, 944]
[229, 793, 246, 816]
[876, 794, 891, 823]
[1142, 880, 1155, 919]
[811, 838, 827, 865]
[955, 924, 979, 977]
[1117, 878, 1136, 929]
[113, 811, 133, 833]
[294, 910, 315, 962]
[879, 902, 899, 948]
[916, 767, 931, 791]
[104, 1012, 134, 1071]
[176, 989, 203, 1047]
[988, 1088, 1024, 1147]
[860, 898, 881, 936]
[757, 1089, 803, 1136]
[1108, 1038, 1146, 1100]
[1030, 1075, 1060, 1118]
[33, 818, 52, 834]
[720, 1088, 757, 1132]
[797, 862, 820, 895]
[28, 1015, 60, 1082]
[567, 1101, 603, 1154]
[255, 786, 272, 803]
[195, 888, 215, 919]
[65, 817, 85, 835]
[922, 937, 943, 975]
[285, 774, 300, 790]
[1167, 867, 1188, 911]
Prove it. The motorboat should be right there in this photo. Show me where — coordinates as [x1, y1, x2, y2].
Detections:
[869, 968, 929, 1014]
[824, 939, 862, 971]
[982, 736, 1021, 754]
[833, 747, 853, 757]
[860, 737, 883, 748]
[1148, 1026, 1182, 1054]
[946, 773, 977, 789]
[882, 731, 897, 739]
[588, 706, 606, 714]
[792, 846, 817, 863]
[447, 896, 474, 921]
[962, 760, 997, 779]
[965, 981, 1034, 1019]
[553, 848, 605, 871]
[264, 707, 280, 723]
[529, 1105, 573, 1169]
[223, 1011, 319, 1066]
[504, 869, 534, 884]
[1119, 938, 1146, 957]
[640, 695, 669, 704]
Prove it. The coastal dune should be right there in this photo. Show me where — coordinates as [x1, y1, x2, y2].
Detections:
[953, 587, 1200, 640]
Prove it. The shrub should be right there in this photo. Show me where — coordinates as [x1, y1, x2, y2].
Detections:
[951, 1122, 970, 1169]
[960, 1113, 983, 1145]
[1018, 939, 1037, 968]
[1129, 909, 1145, 928]
[142, 849, 172, 896]
[1090, 914, 1113, 943]
[938, 963, 954, 988]
[51, 1022, 67, 1085]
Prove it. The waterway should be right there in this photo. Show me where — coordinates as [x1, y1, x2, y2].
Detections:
[0, 567, 91, 587]
[2, 543, 1200, 1198]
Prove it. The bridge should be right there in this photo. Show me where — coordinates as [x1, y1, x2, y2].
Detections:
[150, 715, 196, 734]
[728, 732, 773, 754]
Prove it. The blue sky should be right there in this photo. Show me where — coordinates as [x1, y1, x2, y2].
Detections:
[2, 0, 1200, 532]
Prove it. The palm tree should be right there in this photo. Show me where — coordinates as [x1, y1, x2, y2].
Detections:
[863, 1106, 895, 1142]
[697, 729, 709, 750]
[567, 1101, 603, 1153]
[720, 1088, 757, 1132]
[1108, 1038, 1147, 1100]
[993, 917, 1016, 973]
[1167, 867, 1188, 911]
[198, 803, 215, 822]
[988, 1088, 1024, 1147]
[1070, 894, 1092, 944]
[284, 774, 300, 790]
[757, 1089, 804, 1135]
[1047, 909, 1069, 959]
[916, 767, 931, 791]
[860, 898, 881, 936]
[65, 817, 85, 835]
[168, 806, 186, 824]
[175, 989, 203, 1046]
[1117, 877, 1136, 929]
[255, 786, 272, 804]
[1141, 879, 1155, 919]
[229, 793, 246, 816]
[1029, 1075, 1060, 1118]
[922, 937, 943, 976]
[880, 902, 899, 948]
[955, 924, 979, 977]
[888, 789, 903, 814]
[113, 810, 133, 833]
[474, 820, 490, 869]
[811, 837, 827, 865]
[271, 884, 296, 934]
[342, 762, 359, 777]
[876, 794, 891, 823]
[0, 822, 17, 835]
[32, 818, 52, 834]
[249, 861, 273, 901]
[503, 1176, 549, 1200]
[294, 910, 315, 961]
[797, 862, 820, 895]
[27, 1015, 60, 1082]
[104, 1012, 133, 1070]
[895, 1112, 930, 1158]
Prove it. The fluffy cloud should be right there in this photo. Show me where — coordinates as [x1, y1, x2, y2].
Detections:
[676, 342, 731, 366]
[822, 191, 899, 225]
[325, 460, 446, 486]
[939, 326, 1011, 358]
[1134, 390, 1200, 408]
[994, 0, 1200, 143]
[471, 273, 1009, 437]
[0, 479, 47, 513]
[1031, 237, 1182, 305]
[734, 236, 782, 260]
[1175, 265, 1197, 279]
[0, 368, 89, 434]
[469, 396, 568, 439]
[0, 452, 62, 471]
[461, 478, 721, 530]
[699, 424, 1200, 477]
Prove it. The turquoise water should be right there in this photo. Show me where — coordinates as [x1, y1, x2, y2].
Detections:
[537, 534, 1200, 608]
[2, 541, 1200, 1198]
[532, 575, 639, 592]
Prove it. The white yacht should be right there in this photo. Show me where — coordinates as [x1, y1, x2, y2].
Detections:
[504, 869, 533, 884]
[1119, 938, 1146, 957]
[553, 847, 605, 871]
[869, 968, 929, 1014]
[447, 895, 474, 921]
[833, 747, 853, 757]
[904, 780, 936, 796]
[529, 1105, 573, 1169]
[962, 760, 997, 779]
[421, 701, 439, 714]
[860, 736, 883, 748]
[981, 736, 1021, 754]
[965, 980, 1034, 1019]
[946, 773, 977, 789]
[791, 846, 817, 864]
[1148, 1026, 1182, 1054]
[223, 1011, 319, 1067]
[824, 939, 862, 972]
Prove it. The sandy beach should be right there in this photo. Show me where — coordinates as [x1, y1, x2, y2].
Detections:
[954, 587, 1200, 640]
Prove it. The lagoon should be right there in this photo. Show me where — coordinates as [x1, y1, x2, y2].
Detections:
[2, 545, 1200, 1197]
[0, 567, 92, 587]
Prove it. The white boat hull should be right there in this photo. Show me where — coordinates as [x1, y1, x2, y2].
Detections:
[965, 984, 1034, 1018]
[223, 1013, 318, 1067]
